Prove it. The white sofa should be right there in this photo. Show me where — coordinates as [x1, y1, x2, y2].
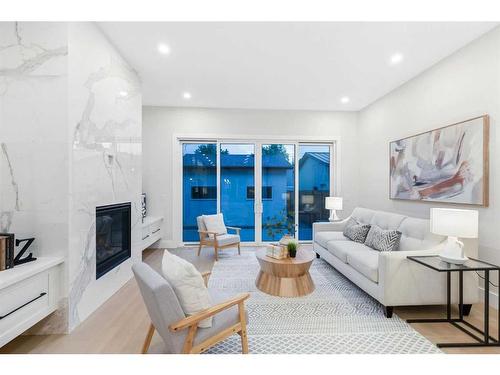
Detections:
[313, 207, 479, 317]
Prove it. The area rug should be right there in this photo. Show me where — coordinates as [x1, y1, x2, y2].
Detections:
[205, 247, 441, 354]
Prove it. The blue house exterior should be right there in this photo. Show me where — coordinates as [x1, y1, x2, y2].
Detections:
[183, 153, 293, 241]
[298, 152, 330, 240]
[182, 151, 330, 242]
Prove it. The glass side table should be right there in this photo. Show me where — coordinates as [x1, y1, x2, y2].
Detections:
[407, 255, 500, 348]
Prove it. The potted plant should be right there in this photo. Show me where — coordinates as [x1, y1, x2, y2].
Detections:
[263, 209, 295, 241]
[287, 241, 298, 258]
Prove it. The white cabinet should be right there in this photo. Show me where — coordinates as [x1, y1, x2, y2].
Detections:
[0, 257, 63, 347]
[141, 216, 163, 251]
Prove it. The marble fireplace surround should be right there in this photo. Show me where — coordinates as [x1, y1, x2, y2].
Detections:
[0, 22, 142, 333]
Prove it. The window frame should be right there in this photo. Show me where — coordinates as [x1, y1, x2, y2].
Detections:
[246, 185, 273, 200]
[191, 185, 217, 200]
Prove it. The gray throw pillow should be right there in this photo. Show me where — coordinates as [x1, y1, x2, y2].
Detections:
[343, 219, 371, 243]
[365, 225, 402, 252]
[364, 224, 379, 247]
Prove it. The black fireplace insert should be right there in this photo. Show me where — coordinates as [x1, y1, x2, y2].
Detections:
[96, 202, 131, 279]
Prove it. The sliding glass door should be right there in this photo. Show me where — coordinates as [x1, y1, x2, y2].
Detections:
[220, 143, 255, 241]
[182, 140, 333, 243]
[298, 144, 331, 240]
[182, 143, 217, 242]
[261, 144, 295, 242]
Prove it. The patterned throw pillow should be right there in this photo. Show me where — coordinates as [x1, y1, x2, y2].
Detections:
[343, 219, 371, 243]
[364, 224, 379, 247]
[366, 226, 402, 252]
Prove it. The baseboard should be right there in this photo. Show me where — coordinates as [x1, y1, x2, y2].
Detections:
[150, 240, 266, 249]
[479, 286, 499, 309]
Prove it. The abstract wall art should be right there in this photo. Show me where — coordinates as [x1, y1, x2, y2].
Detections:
[389, 115, 489, 206]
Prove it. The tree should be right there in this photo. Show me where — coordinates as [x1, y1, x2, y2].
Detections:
[262, 144, 289, 160]
[194, 144, 229, 156]
[194, 144, 217, 156]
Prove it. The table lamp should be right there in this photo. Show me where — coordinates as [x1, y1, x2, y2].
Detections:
[325, 197, 343, 221]
[430, 208, 478, 265]
[301, 195, 314, 210]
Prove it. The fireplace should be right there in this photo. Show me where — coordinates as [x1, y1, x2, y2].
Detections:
[96, 202, 131, 279]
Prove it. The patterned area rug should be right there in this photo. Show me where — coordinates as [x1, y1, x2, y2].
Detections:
[205, 247, 441, 354]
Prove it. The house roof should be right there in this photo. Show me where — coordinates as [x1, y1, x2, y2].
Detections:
[299, 152, 329, 167]
[183, 153, 293, 168]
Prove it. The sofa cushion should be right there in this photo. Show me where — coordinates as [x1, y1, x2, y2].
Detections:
[344, 222, 371, 243]
[397, 217, 446, 251]
[351, 207, 376, 225]
[370, 211, 406, 231]
[326, 240, 368, 263]
[346, 249, 379, 283]
[365, 225, 402, 252]
[315, 231, 348, 248]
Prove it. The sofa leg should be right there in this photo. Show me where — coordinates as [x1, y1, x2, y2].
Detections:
[384, 306, 393, 318]
[316, 253, 320, 259]
[461, 304, 473, 316]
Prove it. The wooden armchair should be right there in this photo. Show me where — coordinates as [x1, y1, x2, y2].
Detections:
[133, 262, 250, 354]
[196, 216, 241, 261]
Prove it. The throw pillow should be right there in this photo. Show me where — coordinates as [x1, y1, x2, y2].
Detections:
[161, 250, 213, 328]
[367, 226, 402, 252]
[202, 213, 227, 239]
[364, 224, 379, 248]
[344, 221, 371, 243]
[342, 217, 358, 236]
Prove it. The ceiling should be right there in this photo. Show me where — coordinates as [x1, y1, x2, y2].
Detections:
[99, 22, 498, 111]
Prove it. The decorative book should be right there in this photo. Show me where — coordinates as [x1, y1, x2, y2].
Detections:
[266, 244, 288, 259]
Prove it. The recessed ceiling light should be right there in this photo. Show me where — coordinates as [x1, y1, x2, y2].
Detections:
[183, 92, 192, 100]
[118, 90, 128, 97]
[390, 52, 404, 65]
[340, 96, 350, 104]
[157, 43, 171, 55]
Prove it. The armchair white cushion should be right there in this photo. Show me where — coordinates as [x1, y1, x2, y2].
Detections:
[203, 213, 227, 238]
[161, 250, 213, 328]
[215, 234, 241, 246]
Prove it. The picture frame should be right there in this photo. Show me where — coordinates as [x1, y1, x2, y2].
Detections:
[389, 115, 489, 206]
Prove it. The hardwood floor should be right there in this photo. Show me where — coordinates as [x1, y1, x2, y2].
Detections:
[1, 246, 498, 354]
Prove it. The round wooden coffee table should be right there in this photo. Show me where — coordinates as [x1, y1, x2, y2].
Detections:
[255, 247, 315, 297]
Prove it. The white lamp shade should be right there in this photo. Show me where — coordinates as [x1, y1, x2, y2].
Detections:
[430, 208, 478, 238]
[301, 195, 314, 204]
[325, 197, 343, 210]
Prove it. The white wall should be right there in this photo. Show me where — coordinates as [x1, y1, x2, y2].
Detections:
[0, 22, 69, 260]
[358, 26, 500, 302]
[143, 107, 358, 246]
[0, 22, 70, 334]
[0, 22, 142, 333]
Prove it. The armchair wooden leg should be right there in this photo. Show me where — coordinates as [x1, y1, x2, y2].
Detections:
[182, 324, 198, 354]
[237, 242, 241, 255]
[238, 301, 249, 354]
[197, 243, 202, 256]
[214, 244, 219, 261]
[142, 323, 155, 354]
